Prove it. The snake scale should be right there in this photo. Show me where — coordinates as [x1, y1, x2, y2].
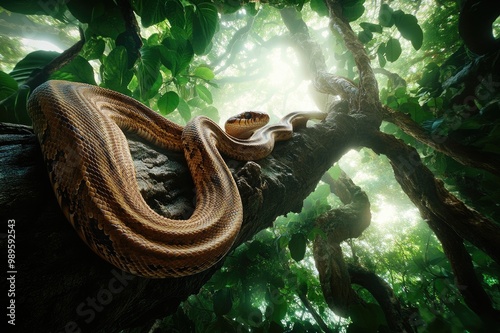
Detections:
[27, 80, 325, 278]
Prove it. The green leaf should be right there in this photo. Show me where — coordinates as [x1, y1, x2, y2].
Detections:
[134, 0, 168, 27]
[193, 66, 215, 81]
[159, 47, 176, 74]
[133, 0, 185, 28]
[399, 102, 423, 119]
[10, 51, 59, 84]
[157, 91, 179, 115]
[160, 35, 194, 77]
[426, 316, 450, 333]
[386, 95, 398, 109]
[378, 4, 394, 27]
[394, 11, 423, 50]
[187, 96, 205, 108]
[67, 0, 105, 22]
[67, 0, 125, 39]
[349, 304, 380, 329]
[377, 43, 387, 67]
[191, 2, 218, 55]
[195, 85, 213, 104]
[450, 303, 482, 330]
[177, 98, 191, 122]
[0, 0, 66, 16]
[394, 86, 406, 99]
[288, 233, 307, 262]
[342, 0, 365, 22]
[0, 84, 31, 125]
[427, 97, 443, 109]
[270, 301, 288, 322]
[459, 118, 482, 130]
[418, 62, 440, 88]
[0, 72, 18, 101]
[81, 37, 106, 60]
[165, 0, 186, 29]
[310, 0, 328, 17]
[358, 30, 373, 44]
[328, 164, 342, 180]
[201, 105, 219, 122]
[147, 33, 161, 45]
[385, 38, 402, 62]
[213, 288, 232, 316]
[101, 46, 133, 94]
[51, 56, 97, 85]
[136, 46, 161, 99]
[359, 22, 383, 33]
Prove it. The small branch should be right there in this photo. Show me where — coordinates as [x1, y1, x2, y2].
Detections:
[297, 291, 334, 333]
[372, 68, 407, 88]
[116, 0, 143, 67]
[24, 30, 85, 90]
[382, 106, 500, 176]
[280, 7, 327, 76]
[323, 0, 381, 119]
[212, 16, 255, 72]
[314, 71, 358, 107]
[348, 264, 416, 333]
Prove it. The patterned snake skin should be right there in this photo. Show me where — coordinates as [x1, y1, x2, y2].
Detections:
[27, 80, 325, 278]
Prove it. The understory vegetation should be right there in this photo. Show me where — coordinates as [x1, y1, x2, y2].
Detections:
[0, 0, 499, 332]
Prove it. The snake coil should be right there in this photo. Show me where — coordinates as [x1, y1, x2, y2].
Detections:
[28, 80, 325, 278]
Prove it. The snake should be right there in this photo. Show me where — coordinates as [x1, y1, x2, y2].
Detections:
[27, 80, 325, 278]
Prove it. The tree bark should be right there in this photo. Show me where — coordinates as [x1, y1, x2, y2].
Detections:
[364, 131, 500, 323]
[0, 109, 352, 332]
[283, 1, 500, 327]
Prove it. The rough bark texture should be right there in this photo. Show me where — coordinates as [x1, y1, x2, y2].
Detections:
[382, 106, 500, 177]
[312, 175, 416, 332]
[0, 109, 353, 333]
[2, 2, 500, 332]
[364, 131, 500, 323]
[347, 264, 416, 333]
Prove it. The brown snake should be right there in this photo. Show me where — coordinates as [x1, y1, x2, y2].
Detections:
[27, 80, 325, 278]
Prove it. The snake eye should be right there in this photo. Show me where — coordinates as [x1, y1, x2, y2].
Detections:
[244, 112, 252, 120]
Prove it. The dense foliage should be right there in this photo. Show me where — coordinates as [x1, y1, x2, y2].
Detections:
[1, 0, 499, 332]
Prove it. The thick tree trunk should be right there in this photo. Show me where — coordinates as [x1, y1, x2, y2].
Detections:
[0, 111, 350, 332]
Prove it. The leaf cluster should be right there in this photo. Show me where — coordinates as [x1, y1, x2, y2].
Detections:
[0, 0, 222, 124]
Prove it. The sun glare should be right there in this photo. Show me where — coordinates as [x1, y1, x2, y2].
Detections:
[21, 38, 63, 53]
[266, 47, 297, 87]
[373, 201, 398, 224]
[338, 149, 422, 230]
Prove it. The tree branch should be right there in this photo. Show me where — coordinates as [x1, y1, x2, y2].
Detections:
[0, 107, 356, 332]
[363, 131, 500, 322]
[382, 106, 500, 177]
[323, 0, 381, 120]
[347, 264, 417, 332]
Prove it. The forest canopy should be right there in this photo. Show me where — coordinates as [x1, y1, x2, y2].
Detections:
[0, 0, 499, 332]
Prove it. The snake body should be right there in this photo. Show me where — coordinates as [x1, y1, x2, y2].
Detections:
[28, 80, 325, 278]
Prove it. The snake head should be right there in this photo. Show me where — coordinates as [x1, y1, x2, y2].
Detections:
[224, 111, 270, 139]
